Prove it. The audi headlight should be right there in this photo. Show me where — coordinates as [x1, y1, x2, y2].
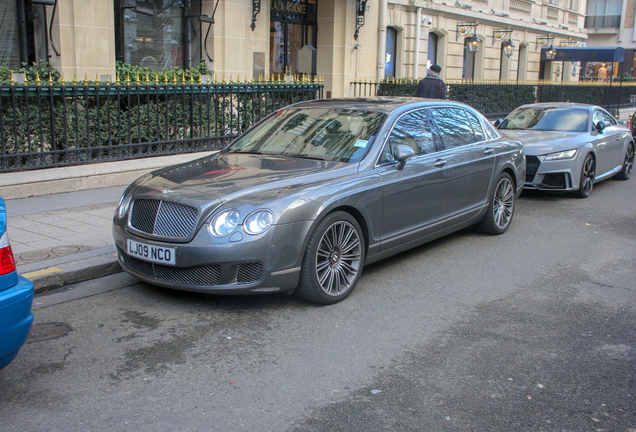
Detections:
[244, 210, 274, 235]
[209, 209, 240, 237]
[544, 149, 577, 161]
[116, 193, 132, 220]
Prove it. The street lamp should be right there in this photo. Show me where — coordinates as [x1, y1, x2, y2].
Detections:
[467, 36, 481, 53]
[503, 40, 515, 57]
[466, 36, 481, 82]
[546, 46, 557, 60]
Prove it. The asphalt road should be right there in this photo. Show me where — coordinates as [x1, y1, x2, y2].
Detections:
[1, 179, 635, 432]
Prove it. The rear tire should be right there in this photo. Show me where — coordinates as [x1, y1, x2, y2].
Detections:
[296, 211, 365, 305]
[614, 142, 634, 181]
[574, 154, 595, 198]
[475, 172, 515, 235]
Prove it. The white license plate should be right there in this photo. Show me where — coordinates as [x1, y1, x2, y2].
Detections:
[127, 239, 176, 265]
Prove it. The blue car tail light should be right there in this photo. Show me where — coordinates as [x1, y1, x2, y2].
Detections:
[0, 232, 16, 276]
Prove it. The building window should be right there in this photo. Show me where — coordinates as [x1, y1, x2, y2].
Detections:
[115, 0, 201, 70]
[385, 27, 397, 78]
[0, 0, 49, 69]
[427, 33, 438, 67]
[585, 0, 621, 28]
[269, 0, 317, 76]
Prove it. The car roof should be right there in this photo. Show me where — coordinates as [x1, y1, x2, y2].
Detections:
[288, 97, 474, 114]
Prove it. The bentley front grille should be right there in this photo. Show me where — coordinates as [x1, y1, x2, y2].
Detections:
[236, 262, 263, 284]
[129, 199, 199, 238]
[118, 246, 221, 286]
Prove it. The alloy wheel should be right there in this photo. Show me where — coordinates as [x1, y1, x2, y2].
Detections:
[581, 156, 595, 196]
[493, 177, 514, 230]
[315, 220, 362, 296]
[624, 144, 634, 177]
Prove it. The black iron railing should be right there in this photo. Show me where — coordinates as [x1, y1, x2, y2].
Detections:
[351, 79, 636, 119]
[0, 81, 323, 172]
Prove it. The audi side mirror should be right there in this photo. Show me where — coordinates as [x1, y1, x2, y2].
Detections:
[596, 120, 606, 133]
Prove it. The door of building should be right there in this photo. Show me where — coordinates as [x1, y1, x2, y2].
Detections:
[269, 0, 317, 76]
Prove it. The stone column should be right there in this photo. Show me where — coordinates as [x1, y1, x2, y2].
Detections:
[49, 0, 116, 81]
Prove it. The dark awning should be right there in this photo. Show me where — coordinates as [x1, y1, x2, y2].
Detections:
[540, 47, 625, 62]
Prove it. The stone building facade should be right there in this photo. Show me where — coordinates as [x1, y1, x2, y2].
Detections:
[1, 0, 592, 97]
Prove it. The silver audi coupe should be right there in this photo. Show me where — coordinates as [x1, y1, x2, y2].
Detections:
[496, 103, 634, 198]
[113, 98, 525, 304]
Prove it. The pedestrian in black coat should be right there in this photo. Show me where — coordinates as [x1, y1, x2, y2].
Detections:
[415, 64, 447, 99]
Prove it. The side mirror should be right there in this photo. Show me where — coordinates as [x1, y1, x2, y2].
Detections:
[393, 144, 414, 171]
[494, 118, 504, 128]
[596, 120, 606, 133]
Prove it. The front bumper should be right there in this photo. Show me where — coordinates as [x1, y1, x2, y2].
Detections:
[113, 219, 314, 295]
[0, 275, 34, 370]
[524, 154, 581, 191]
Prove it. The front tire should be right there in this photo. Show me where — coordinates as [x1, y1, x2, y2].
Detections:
[574, 154, 595, 198]
[296, 211, 365, 305]
[475, 172, 515, 235]
[614, 142, 634, 180]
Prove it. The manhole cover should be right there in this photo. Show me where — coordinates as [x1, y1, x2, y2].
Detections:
[18, 251, 51, 261]
[50, 246, 81, 254]
[15, 245, 94, 266]
[27, 322, 71, 343]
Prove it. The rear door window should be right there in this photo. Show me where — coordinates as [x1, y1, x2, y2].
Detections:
[430, 107, 476, 150]
[466, 111, 485, 142]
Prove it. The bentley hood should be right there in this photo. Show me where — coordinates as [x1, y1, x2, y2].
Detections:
[129, 152, 356, 209]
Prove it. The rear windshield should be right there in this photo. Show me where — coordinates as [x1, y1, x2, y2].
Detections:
[227, 108, 387, 162]
[498, 107, 589, 132]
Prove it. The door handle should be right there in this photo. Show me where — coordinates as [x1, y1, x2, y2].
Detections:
[434, 159, 447, 168]
[484, 147, 495, 155]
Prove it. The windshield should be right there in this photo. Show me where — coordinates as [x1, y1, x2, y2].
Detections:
[498, 107, 589, 132]
[226, 108, 387, 162]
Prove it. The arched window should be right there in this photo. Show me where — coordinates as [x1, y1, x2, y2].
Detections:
[385, 27, 397, 78]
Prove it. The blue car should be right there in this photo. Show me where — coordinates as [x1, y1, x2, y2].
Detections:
[0, 197, 34, 370]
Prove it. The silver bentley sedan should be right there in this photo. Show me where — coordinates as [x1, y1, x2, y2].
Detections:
[113, 98, 525, 304]
[496, 102, 634, 198]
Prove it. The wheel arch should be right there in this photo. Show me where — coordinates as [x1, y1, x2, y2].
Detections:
[502, 166, 517, 190]
[297, 204, 371, 266]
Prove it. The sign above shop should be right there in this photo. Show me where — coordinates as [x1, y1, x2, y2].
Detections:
[271, 0, 315, 23]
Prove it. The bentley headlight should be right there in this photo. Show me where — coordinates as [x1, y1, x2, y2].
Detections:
[116, 193, 132, 220]
[210, 209, 240, 237]
[544, 149, 577, 161]
[244, 210, 274, 235]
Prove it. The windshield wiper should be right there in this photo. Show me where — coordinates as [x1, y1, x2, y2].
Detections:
[227, 150, 264, 155]
[294, 155, 326, 161]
